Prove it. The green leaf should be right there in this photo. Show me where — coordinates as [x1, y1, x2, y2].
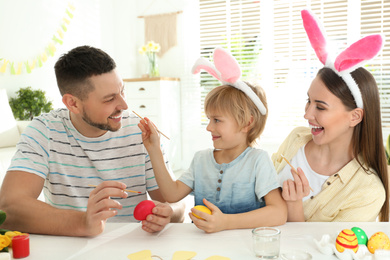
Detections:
[0, 210, 6, 225]
[9, 87, 53, 121]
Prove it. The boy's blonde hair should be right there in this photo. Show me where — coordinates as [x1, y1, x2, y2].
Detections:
[204, 82, 268, 147]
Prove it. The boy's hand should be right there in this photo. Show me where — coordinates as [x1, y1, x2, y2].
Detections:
[137, 117, 160, 150]
[189, 199, 227, 233]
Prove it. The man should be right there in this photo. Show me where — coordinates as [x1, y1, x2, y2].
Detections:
[0, 46, 184, 236]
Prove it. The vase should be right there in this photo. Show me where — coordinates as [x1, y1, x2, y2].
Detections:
[146, 53, 160, 78]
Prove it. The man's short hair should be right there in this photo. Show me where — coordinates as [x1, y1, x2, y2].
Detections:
[54, 45, 116, 100]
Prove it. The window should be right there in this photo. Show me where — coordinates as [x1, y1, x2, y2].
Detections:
[199, 0, 262, 124]
[198, 0, 390, 141]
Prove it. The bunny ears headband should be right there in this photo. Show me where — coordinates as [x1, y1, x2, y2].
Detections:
[192, 47, 267, 115]
[301, 9, 383, 109]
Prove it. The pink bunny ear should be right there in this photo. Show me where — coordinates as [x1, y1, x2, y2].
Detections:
[192, 57, 222, 81]
[334, 34, 383, 72]
[213, 47, 241, 83]
[301, 9, 328, 65]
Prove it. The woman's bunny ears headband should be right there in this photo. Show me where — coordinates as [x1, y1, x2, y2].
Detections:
[301, 9, 384, 109]
[192, 47, 267, 115]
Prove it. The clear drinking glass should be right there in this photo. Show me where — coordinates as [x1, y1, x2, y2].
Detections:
[252, 227, 281, 259]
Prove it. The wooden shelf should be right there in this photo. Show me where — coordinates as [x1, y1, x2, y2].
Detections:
[123, 77, 180, 82]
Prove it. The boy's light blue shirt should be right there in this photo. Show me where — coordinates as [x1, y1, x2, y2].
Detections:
[178, 147, 280, 214]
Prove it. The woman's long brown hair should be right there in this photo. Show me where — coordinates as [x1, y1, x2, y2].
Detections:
[318, 67, 389, 221]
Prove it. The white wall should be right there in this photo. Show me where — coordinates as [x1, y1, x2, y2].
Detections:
[0, 0, 210, 171]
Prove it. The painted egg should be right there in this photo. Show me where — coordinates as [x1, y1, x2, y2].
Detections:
[351, 227, 368, 245]
[192, 205, 211, 220]
[335, 229, 358, 253]
[367, 232, 390, 254]
[134, 200, 155, 221]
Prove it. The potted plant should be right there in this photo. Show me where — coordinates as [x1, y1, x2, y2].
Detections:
[9, 87, 53, 121]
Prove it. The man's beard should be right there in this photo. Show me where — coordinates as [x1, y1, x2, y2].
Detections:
[82, 110, 121, 132]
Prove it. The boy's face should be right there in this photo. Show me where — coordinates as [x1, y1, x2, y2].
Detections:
[76, 69, 128, 137]
[206, 109, 248, 152]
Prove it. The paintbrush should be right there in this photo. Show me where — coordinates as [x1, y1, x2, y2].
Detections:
[88, 184, 141, 194]
[281, 154, 314, 192]
[132, 110, 170, 140]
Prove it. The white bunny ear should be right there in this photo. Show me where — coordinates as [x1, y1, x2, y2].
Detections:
[334, 34, 383, 73]
[192, 57, 222, 81]
[301, 9, 328, 65]
[213, 47, 241, 83]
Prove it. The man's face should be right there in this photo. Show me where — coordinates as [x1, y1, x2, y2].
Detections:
[77, 69, 128, 137]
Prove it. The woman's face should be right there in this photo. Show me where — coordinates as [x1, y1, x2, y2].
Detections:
[304, 76, 356, 146]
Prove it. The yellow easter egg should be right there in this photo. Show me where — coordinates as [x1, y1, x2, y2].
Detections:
[336, 229, 358, 253]
[192, 205, 211, 220]
[367, 232, 390, 254]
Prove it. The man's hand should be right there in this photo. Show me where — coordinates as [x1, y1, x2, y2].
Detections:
[85, 181, 128, 236]
[141, 202, 173, 233]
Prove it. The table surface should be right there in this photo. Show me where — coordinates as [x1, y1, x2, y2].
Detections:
[7, 222, 390, 260]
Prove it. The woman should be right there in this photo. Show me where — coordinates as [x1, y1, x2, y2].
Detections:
[273, 66, 389, 222]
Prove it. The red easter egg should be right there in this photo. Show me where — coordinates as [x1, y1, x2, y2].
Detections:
[134, 200, 155, 221]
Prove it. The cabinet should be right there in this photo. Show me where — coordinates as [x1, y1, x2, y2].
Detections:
[123, 77, 182, 171]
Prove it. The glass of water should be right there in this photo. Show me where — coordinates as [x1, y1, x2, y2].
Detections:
[252, 227, 281, 259]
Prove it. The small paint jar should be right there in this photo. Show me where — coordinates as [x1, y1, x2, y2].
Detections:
[12, 234, 29, 259]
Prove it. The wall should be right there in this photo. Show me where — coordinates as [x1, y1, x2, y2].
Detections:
[0, 0, 210, 170]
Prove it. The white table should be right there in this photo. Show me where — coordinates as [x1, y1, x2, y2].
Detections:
[8, 222, 390, 259]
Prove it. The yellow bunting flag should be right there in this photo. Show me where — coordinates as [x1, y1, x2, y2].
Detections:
[68, 3, 75, 11]
[41, 52, 47, 62]
[0, 2, 75, 75]
[57, 29, 64, 39]
[0, 59, 9, 73]
[16, 62, 22, 75]
[63, 17, 70, 25]
[30, 59, 36, 70]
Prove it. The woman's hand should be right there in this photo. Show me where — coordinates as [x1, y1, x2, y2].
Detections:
[282, 167, 311, 202]
[189, 199, 227, 233]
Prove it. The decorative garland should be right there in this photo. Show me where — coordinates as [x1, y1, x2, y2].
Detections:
[0, 2, 75, 75]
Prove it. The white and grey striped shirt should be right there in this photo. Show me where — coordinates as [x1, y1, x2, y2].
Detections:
[8, 109, 168, 222]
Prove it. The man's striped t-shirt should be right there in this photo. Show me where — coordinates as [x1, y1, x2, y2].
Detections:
[8, 109, 166, 222]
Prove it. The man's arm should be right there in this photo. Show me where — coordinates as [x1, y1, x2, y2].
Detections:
[0, 170, 127, 236]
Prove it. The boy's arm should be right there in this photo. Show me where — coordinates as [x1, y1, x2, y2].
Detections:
[190, 189, 287, 233]
[138, 118, 192, 202]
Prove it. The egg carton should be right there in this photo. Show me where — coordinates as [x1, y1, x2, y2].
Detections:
[314, 234, 390, 260]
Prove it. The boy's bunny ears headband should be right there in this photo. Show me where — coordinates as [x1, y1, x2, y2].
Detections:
[192, 47, 267, 115]
[301, 9, 383, 109]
